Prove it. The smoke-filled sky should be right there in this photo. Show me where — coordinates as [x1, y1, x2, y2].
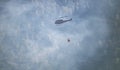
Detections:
[0, 0, 120, 70]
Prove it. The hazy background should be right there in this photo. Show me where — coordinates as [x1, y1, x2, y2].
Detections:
[0, 0, 120, 70]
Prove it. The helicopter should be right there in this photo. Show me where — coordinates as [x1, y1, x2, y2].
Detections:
[55, 18, 72, 24]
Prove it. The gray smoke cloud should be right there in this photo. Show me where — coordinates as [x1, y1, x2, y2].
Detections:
[0, 0, 115, 70]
